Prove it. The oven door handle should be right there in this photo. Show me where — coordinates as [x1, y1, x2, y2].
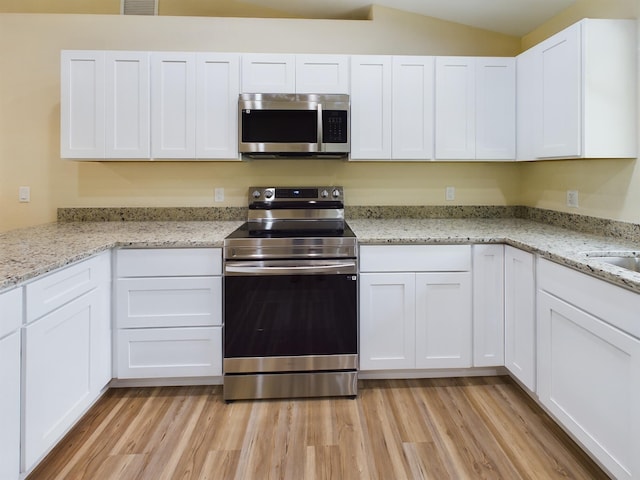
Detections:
[224, 261, 356, 275]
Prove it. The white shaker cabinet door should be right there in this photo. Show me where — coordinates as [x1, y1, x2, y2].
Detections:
[391, 56, 435, 160]
[359, 273, 416, 370]
[60, 50, 105, 158]
[0, 331, 20, 480]
[196, 53, 240, 160]
[151, 52, 197, 158]
[415, 272, 472, 369]
[241, 54, 295, 93]
[434, 56, 475, 160]
[504, 246, 536, 391]
[105, 51, 150, 158]
[475, 57, 515, 160]
[349, 55, 392, 160]
[295, 55, 350, 94]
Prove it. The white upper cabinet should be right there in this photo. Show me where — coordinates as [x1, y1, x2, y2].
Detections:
[518, 19, 637, 160]
[241, 54, 296, 93]
[151, 52, 197, 158]
[61, 51, 106, 158]
[196, 53, 240, 160]
[435, 56, 515, 160]
[105, 51, 151, 158]
[295, 55, 350, 94]
[391, 56, 435, 160]
[350, 55, 392, 160]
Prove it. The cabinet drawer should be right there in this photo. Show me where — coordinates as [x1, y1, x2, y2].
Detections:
[25, 252, 109, 324]
[116, 326, 221, 378]
[116, 248, 221, 277]
[360, 245, 471, 272]
[0, 287, 22, 338]
[116, 276, 221, 328]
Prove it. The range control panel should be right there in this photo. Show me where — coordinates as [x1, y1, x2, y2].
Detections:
[248, 186, 343, 203]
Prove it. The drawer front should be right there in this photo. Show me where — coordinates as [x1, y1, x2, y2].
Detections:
[360, 245, 471, 272]
[25, 252, 110, 324]
[116, 327, 222, 378]
[116, 248, 222, 277]
[116, 276, 222, 328]
[0, 287, 23, 338]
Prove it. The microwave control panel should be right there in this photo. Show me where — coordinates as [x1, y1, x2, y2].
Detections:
[323, 111, 348, 143]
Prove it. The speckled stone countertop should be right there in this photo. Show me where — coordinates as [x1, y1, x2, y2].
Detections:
[0, 221, 243, 290]
[2, 216, 640, 294]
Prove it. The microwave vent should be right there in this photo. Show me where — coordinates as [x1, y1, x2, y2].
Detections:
[122, 0, 157, 15]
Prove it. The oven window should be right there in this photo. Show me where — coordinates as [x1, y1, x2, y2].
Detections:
[224, 274, 357, 358]
[241, 110, 318, 143]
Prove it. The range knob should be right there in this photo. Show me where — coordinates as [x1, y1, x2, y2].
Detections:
[320, 189, 329, 199]
[252, 190, 261, 199]
[264, 190, 274, 199]
[332, 189, 341, 198]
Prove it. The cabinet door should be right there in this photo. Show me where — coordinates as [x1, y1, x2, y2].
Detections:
[196, 53, 240, 159]
[538, 291, 640, 480]
[241, 54, 295, 93]
[473, 245, 505, 367]
[515, 48, 539, 161]
[504, 246, 536, 391]
[0, 331, 20, 480]
[60, 50, 105, 158]
[434, 57, 475, 160]
[23, 289, 101, 471]
[350, 55, 392, 160]
[296, 55, 349, 94]
[116, 326, 221, 378]
[536, 22, 581, 158]
[104, 51, 150, 158]
[391, 56, 435, 160]
[415, 272, 472, 368]
[475, 57, 515, 160]
[151, 52, 196, 158]
[359, 273, 415, 370]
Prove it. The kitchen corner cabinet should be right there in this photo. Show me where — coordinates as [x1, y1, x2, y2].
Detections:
[61, 50, 151, 159]
[503, 246, 536, 391]
[472, 245, 505, 367]
[114, 248, 222, 379]
[517, 19, 637, 160]
[537, 258, 640, 480]
[435, 56, 515, 160]
[350, 56, 392, 160]
[22, 251, 111, 472]
[359, 245, 472, 371]
[0, 288, 23, 480]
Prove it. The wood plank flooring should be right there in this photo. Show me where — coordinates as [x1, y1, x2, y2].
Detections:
[27, 376, 609, 480]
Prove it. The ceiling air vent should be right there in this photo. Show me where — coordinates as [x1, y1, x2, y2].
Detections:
[122, 0, 158, 15]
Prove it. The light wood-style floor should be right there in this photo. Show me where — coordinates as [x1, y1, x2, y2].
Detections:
[28, 377, 608, 480]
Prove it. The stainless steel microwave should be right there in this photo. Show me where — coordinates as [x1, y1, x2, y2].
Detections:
[238, 93, 350, 159]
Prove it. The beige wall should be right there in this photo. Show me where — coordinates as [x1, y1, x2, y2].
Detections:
[0, 1, 638, 232]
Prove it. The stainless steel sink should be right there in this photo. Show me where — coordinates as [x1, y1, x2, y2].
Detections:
[582, 251, 640, 273]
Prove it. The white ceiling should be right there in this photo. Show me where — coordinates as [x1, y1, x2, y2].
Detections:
[241, 0, 577, 36]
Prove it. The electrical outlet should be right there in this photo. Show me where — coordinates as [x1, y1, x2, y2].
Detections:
[566, 190, 579, 208]
[214, 187, 224, 202]
[445, 186, 455, 201]
[19, 186, 30, 203]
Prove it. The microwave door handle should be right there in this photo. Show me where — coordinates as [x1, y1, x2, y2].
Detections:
[317, 103, 323, 152]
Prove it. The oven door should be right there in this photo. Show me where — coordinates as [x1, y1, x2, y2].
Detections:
[223, 259, 358, 374]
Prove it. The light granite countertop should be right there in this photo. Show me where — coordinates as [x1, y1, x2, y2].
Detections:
[1, 218, 640, 293]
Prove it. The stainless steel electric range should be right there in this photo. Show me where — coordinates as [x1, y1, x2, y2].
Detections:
[223, 186, 358, 401]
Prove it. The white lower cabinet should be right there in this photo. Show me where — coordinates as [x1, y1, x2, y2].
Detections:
[359, 245, 472, 371]
[537, 258, 640, 480]
[114, 248, 223, 380]
[0, 287, 23, 480]
[504, 245, 536, 391]
[23, 250, 111, 473]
